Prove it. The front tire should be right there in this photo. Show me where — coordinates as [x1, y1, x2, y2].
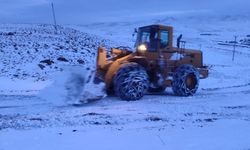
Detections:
[172, 65, 199, 96]
[114, 63, 149, 101]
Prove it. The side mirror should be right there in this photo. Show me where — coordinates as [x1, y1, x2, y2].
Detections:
[132, 28, 138, 37]
[177, 34, 183, 48]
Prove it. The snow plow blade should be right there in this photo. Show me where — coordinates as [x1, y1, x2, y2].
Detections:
[63, 66, 106, 105]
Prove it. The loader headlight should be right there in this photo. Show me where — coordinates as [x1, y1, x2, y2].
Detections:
[138, 44, 147, 52]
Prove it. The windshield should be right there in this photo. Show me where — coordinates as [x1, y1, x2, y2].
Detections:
[135, 28, 158, 52]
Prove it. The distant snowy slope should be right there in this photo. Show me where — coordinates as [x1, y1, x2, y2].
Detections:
[0, 24, 115, 80]
[1, 0, 250, 24]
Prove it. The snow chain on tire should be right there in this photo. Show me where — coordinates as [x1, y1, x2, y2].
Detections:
[172, 64, 200, 96]
[114, 63, 149, 101]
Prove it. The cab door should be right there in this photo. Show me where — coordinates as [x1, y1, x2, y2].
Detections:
[159, 29, 177, 61]
[139, 29, 160, 60]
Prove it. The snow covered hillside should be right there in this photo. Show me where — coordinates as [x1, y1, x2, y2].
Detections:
[1, 11, 250, 150]
[0, 24, 115, 81]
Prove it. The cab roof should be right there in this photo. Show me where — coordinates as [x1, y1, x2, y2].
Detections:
[139, 24, 173, 30]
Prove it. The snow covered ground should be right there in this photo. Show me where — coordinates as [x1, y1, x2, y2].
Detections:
[1, 90, 250, 150]
[1, 10, 250, 150]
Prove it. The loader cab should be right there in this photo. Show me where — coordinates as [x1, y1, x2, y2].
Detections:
[135, 25, 173, 57]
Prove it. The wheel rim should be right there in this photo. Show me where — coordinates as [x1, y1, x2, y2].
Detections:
[185, 74, 197, 90]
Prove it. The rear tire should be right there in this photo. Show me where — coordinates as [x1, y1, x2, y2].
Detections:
[172, 65, 199, 96]
[114, 63, 149, 101]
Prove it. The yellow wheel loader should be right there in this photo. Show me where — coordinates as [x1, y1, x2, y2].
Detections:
[95, 24, 208, 101]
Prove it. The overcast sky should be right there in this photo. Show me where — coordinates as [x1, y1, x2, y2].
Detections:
[0, 0, 249, 24]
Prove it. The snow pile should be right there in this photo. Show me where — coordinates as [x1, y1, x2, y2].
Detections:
[38, 66, 106, 105]
[0, 24, 114, 81]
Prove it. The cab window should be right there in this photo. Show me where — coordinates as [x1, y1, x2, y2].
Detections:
[136, 28, 158, 52]
[148, 31, 158, 52]
[141, 32, 150, 43]
[160, 30, 169, 48]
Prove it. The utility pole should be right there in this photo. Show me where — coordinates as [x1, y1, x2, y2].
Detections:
[232, 36, 238, 62]
[51, 2, 57, 32]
